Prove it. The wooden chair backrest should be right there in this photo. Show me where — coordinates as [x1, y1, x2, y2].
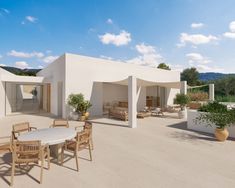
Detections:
[76, 129, 91, 146]
[12, 140, 41, 163]
[53, 119, 69, 128]
[12, 122, 30, 139]
[84, 122, 92, 131]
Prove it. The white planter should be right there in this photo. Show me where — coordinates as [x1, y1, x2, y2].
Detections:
[71, 112, 79, 121]
[187, 110, 235, 138]
[178, 110, 185, 119]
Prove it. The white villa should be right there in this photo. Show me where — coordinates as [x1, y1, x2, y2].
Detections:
[0, 53, 188, 128]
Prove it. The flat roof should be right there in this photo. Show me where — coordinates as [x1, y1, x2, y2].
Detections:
[1, 74, 45, 84]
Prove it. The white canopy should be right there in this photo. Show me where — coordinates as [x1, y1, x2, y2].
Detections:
[103, 78, 182, 89]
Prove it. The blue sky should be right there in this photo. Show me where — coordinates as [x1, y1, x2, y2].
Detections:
[0, 0, 235, 72]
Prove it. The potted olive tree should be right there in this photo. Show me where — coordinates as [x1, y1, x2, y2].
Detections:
[67, 93, 92, 121]
[196, 101, 235, 141]
[174, 93, 190, 119]
[78, 100, 92, 121]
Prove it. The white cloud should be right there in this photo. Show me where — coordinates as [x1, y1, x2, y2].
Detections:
[223, 21, 235, 39]
[223, 32, 235, 39]
[0, 63, 6, 67]
[197, 64, 224, 73]
[15, 61, 30, 69]
[7, 50, 44, 58]
[168, 64, 184, 72]
[126, 43, 163, 67]
[99, 55, 113, 60]
[177, 33, 218, 47]
[0, 8, 10, 15]
[186, 53, 211, 64]
[136, 43, 156, 54]
[38, 65, 44, 69]
[99, 30, 131, 46]
[191, 23, 204, 29]
[26, 16, 37, 23]
[229, 21, 235, 32]
[42, 56, 58, 63]
[106, 18, 113, 24]
[185, 53, 224, 72]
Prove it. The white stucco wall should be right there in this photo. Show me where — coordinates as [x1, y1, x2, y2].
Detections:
[37, 55, 66, 117]
[64, 53, 180, 117]
[166, 88, 180, 105]
[187, 110, 235, 138]
[103, 83, 128, 104]
[0, 81, 5, 118]
[37, 53, 180, 118]
[137, 86, 146, 111]
[0, 68, 16, 118]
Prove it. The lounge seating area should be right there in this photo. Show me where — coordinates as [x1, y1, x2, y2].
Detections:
[0, 119, 94, 186]
[104, 101, 169, 121]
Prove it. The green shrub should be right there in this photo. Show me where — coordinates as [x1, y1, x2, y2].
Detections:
[198, 101, 227, 113]
[196, 101, 235, 129]
[174, 93, 190, 110]
[67, 93, 84, 113]
[215, 95, 235, 102]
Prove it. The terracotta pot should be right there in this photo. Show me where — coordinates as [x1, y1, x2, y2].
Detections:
[80, 115, 86, 121]
[214, 128, 229, 141]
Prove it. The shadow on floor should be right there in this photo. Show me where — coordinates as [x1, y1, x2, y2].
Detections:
[167, 122, 217, 142]
[0, 152, 50, 186]
[168, 121, 235, 142]
[88, 117, 129, 128]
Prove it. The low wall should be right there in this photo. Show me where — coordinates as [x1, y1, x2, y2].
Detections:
[187, 110, 235, 138]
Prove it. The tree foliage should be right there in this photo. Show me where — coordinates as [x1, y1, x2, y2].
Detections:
[174, 93, 190, 110]
[157, 63, 171, 70]
[214, 76, 235, 97]
[181, 67, 199, 86]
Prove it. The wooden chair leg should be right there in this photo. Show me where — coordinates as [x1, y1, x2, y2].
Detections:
[40, 158, 44, 184]
[75, 151, 79, 171]
[47, 147, 50, 170]
[88, 144, 92, 161]
[90, 137, 94, 150]
[10, 161, 15, 186]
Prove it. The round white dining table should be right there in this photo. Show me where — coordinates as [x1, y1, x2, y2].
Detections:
[18, 128, 76, 145]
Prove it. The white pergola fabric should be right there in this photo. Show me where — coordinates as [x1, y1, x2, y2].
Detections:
[103, 78, 181, 89]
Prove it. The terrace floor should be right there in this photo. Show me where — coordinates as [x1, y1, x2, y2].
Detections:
[0, 113, 235, 188]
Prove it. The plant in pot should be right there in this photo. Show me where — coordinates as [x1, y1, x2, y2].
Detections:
[78, 100, 92, 121]
[83, 101, 92, 120]
[195, 101, 235, 141]
[174, 93, 190, 119]
[67, 93, 85, 120]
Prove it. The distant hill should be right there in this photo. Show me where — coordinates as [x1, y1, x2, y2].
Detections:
[0, 66, 41, 76]
[199, 72, 235, 81]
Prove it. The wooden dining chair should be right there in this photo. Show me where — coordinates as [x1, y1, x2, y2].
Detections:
[61, 128, 92, 171]
[51, 119, 69, 128]
[0, 136, 12, 154]
[12, 122, 37, 140]
[10, 140, 50, 186]
[75, 121, 94, 150]
[83, 122, 94, 150]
